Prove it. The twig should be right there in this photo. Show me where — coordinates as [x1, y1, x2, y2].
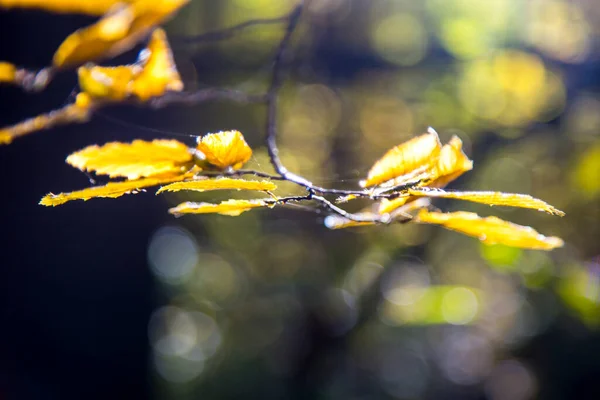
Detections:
[174, 16, 291, 45]
[148, 88, 268, 109]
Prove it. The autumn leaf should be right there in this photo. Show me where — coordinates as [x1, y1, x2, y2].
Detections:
[428, 135, 473, 188]
[408, 187, 565, 216]
[131, 28, 183, 101]
[196, 130, 253, 170]
[415, 209, 564, 250]
[78, 64, 141, 101]
[360, 128, 441, 188]
[0, 102, 91, 145]
[66, 139, 195, 180]
[40, 173, 192, 206]
[0, 0, 134, 15]
[157, 178, 276, 194]
[52, 0, 189, 69]
[378, 196, 410, 214]
[169, 199, 271, 217]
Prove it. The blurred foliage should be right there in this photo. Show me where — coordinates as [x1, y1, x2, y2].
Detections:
[8, 0, 595, 398]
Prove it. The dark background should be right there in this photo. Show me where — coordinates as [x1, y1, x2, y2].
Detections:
[1, 1, 600, 399]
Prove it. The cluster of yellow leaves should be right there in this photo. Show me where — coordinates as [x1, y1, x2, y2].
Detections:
[0, 0, 187, 144]
[333, 128, 564, 251]
[40, 131, 277, 210]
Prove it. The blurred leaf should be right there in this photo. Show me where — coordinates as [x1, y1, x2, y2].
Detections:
[0, 102, 91, 145]
[558, 264, 600, 327]
[408, 187, 565, 216]
[78, 64, 140, 101]
[0, 61, 16, 83]
[381, 286, 482, 325]
[40, 173, 192, 206]
[0, 0, 133, 15]
[52, 0, 189, 68]
[157, 178, 276, 194]
[131, 28, 183, 101]
[66, 139, 194, 179]
[360, 128, 441, 188]
[169, 199, 271, 217]
[196, 130, 253, 170]
[415, 209, 564, 250]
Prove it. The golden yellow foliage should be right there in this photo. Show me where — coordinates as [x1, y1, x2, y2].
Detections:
[196, 130, 253, 170]
[0, 0, 132, 15]
[78, 65, 141, 101]
[52, 0, 189, 69]
[0, 103, 91, 145]
[76, 29, 181, 102]
[415, 209, 564, 250]
[408, 188, 565, 216]
[360, 128, 441, 188]
[0, 61, 16, 83]
[377, 196, 410, 214]
[131, 28, 183, 101]
[169, 199, 271, 217]
[66, 139, 194, 180]
[157, 178, 277, 194]
[428, 135, 473, 188]
[40, 173, 191, 206]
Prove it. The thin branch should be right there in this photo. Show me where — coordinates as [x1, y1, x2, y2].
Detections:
[148, 88, 267, 109]
[174, 16, 291, 45]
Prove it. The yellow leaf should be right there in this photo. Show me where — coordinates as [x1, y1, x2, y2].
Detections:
[415, 209, 564, 250]
[0, 61, 16, 83]
[408, 187, 565, 216]
[131, 28, 183, 101]
[378, 196, 410, 214]
[0, 103, 91, 145]
[0, 0, 133, 15]
[169, 199, 271, 217]
[66, 139, 194, 179]
[78, 64, 141, 101]
[428, 135, 473, 188]
[52, 0, 189, 69]
[40, 173, 191, 206]
[157, 178, 276, 194]
[196, 130, 253, 170]
[360, 128, 441, 188]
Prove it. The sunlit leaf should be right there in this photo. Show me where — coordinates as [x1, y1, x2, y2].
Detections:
[415, 209, 564, 250]
[408, 187, 565, 216]
[157, 177, 276, 194]
[378, 196, 410, 214]
[78, 64, 140, 101]
[40, 173, 192, 206]
[0, 0, 132, 15]
[428, 135, 473, 188]
[0, 61, 16, 83]
[52, 0, 189, 69]
[196, 130, 253, 170]
[131, 28, 183, 101]
[0, 102, 91, 145]
[360, 128, 441, 188]
[66, 139, 194, 180]
[169, 199, 271, 217]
